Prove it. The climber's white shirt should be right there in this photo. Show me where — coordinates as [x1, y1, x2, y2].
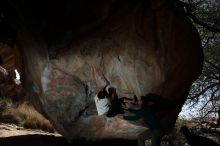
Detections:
[94, 85, 111, 115]
[94, 95, 110, 115]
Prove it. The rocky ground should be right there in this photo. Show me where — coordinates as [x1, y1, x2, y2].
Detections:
[0, 122, 220, 146]
[0, 123, 137, 146]
[0, 123, 65, 146]
[0, 123, 60, 137]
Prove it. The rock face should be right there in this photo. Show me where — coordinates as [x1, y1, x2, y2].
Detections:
[2, 0, 203, 141]
[0, 43, 23, 100]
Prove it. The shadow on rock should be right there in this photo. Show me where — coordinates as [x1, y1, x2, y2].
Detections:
[0, 134, 137, 146]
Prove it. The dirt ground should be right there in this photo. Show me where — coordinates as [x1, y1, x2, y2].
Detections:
[0, 123, 137, 146]
[1, 122, 219, 146]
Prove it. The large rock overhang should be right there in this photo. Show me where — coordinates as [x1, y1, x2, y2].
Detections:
[0, 0, 204, 141]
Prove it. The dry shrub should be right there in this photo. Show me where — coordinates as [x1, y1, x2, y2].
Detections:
[0, 100, 55, 133]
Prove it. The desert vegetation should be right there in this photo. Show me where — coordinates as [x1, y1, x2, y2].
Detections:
[0, 98, 55, 133]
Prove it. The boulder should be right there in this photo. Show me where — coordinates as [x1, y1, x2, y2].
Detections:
[1, 0, 203, 141]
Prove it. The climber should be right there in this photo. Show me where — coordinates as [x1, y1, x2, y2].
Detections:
[94, 84, 125, 117]
[106, 87, 125, 117]
[94, 84, 110, 115]
[123, 93, 163, 146]
[121, 94, 139, 110]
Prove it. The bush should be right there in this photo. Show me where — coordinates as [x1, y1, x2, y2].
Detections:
[161, 118, 190, 146]
[0, 98, 13, 112]
[175, 118, 189, 130]
[0, 99, 55, 133]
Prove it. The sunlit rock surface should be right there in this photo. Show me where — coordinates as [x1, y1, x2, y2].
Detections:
[2, 0, 203, 141]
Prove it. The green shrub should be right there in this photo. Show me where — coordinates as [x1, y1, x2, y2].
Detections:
[175, 118, 189, 130]
[0, 98, 13, 112]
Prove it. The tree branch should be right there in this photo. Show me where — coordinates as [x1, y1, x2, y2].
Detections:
[202, 32, 215, 48]
[188, 82, 220, 99]
[199, 89, 218, 111]
[176, 0, 220, 33]
[186, 12, 220, 33]
[201, 108, 218, 119]
[205, 60, 219, 71]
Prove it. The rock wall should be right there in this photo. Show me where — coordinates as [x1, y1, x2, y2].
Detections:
[2, 0, 204, 141]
